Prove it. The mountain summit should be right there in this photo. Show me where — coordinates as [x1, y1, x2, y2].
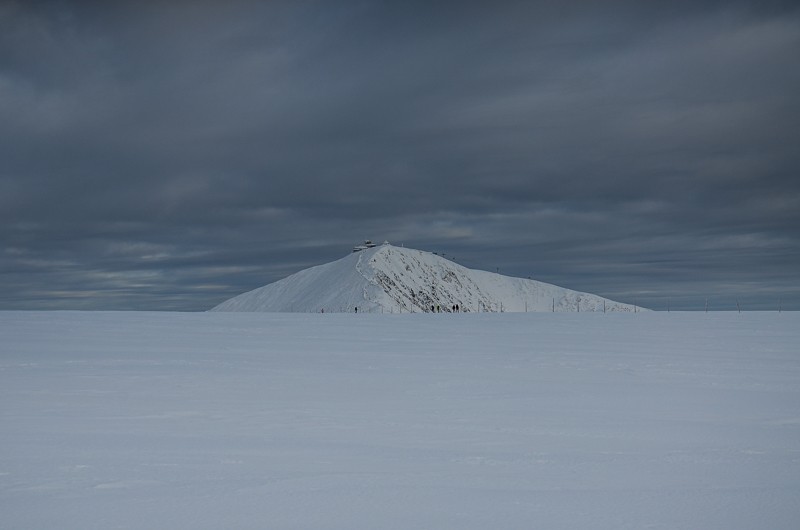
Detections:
[210, 243, 638, 313]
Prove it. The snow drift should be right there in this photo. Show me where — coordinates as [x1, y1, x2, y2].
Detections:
[211, 243, 637, 313]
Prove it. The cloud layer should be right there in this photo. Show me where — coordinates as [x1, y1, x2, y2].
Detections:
[2, 1, 799, 310]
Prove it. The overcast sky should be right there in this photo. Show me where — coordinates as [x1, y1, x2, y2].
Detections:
[1, 0, 799, 311]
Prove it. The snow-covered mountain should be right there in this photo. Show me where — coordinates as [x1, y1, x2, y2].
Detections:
[210, 243, 639, 313]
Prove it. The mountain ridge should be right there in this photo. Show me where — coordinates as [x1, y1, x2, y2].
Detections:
[210, 243, 640, 313]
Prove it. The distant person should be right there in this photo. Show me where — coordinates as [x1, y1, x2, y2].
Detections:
[354, 307, 358, 313]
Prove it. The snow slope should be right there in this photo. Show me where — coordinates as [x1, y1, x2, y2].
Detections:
[211, 243, 638, 312]
[1, 311, 799, 529]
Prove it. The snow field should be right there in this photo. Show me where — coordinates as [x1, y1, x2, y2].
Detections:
[1, 311, 799, 529]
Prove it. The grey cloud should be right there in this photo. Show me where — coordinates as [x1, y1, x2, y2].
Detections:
[1, 1, 798, 310]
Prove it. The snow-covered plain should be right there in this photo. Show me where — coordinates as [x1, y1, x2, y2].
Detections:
[2, 311, 799, 529]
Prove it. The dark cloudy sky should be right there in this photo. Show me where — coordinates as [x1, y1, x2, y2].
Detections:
[2, 1, 799, 311]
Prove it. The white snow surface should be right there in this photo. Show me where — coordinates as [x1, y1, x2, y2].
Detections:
[2, 311, 799, 529]
[211, 243, 639, 313]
